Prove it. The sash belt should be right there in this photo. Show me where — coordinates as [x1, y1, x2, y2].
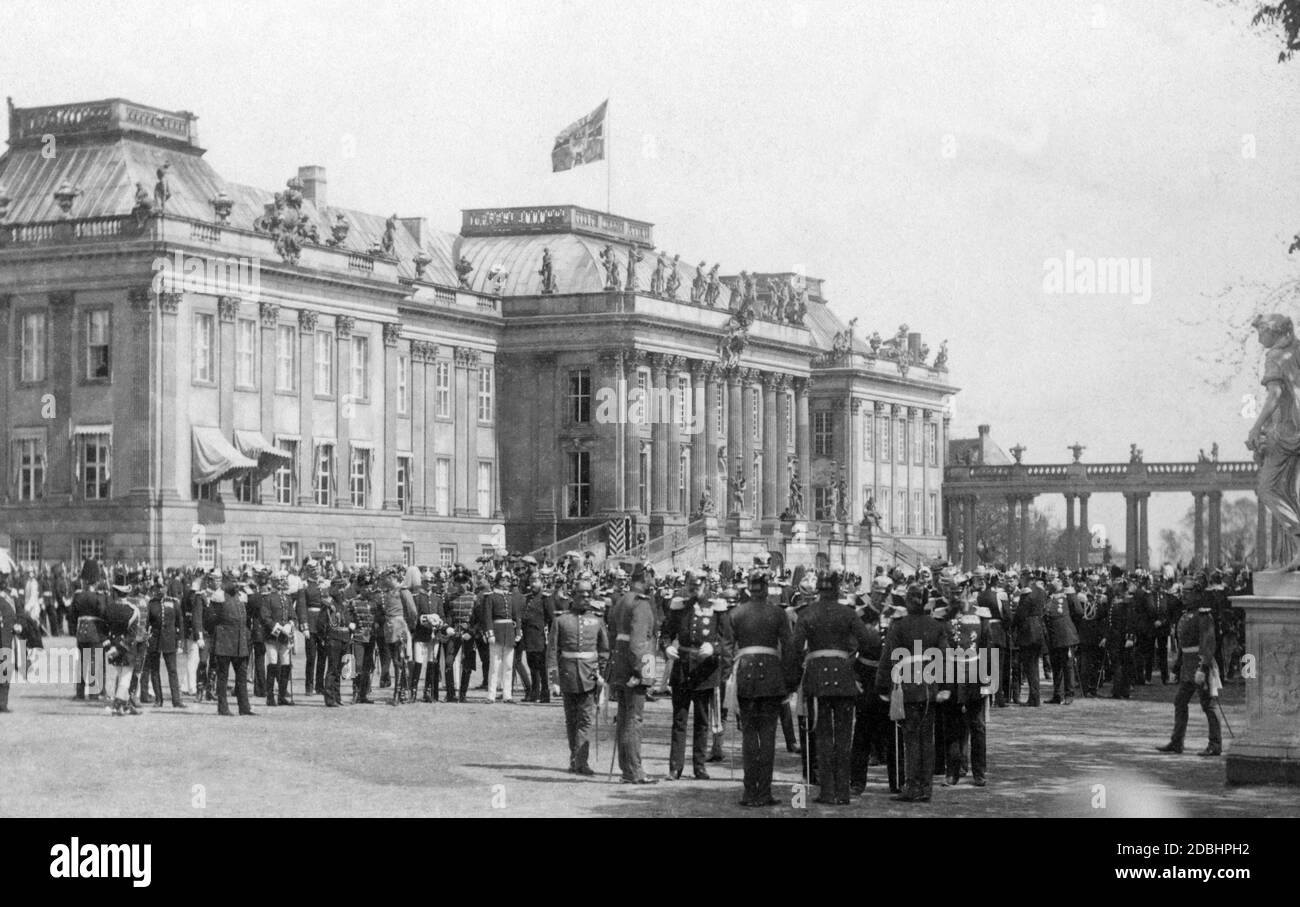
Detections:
[805, 649, 851, 665]
[736, 646, 779, 657]
[561, 651, 598, 660]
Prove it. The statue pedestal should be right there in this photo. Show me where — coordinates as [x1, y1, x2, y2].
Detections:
[726, 515, 754, 536]
[1226, 570, 1300, 786]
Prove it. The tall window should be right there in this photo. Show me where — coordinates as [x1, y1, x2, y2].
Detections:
[193, 313, 215, 383]
[13, 539, 40, 569]
[354, 542, 373, 567]
[752, 453, 761, 515]
[877, 415, 889, 461]
[396, 456, 412, 513]
[12, 436, 45, 500]
[569, 369, 592, 423]
[435, 458, 450, 516]
[679, 447, 690, 514]
[85, 309, 111, 380]
[896, 490, 907, 533]
[276, 324, 297, 391]
[279, 541, 299, 565]
[20, 311, 46, 383]
[786, 391, 794, 447]
[751, 391, 760, 442]
[78, 538, 104, 564]
[677, 375, 691, 430]
[477, 461, 493, 517]
[318, 541, 336, 561]
[236, 318, 257, 388]
[315, 443, 334, 506]
[926, 423, 938, 465]
[716, 392, 725, 437]
[879, 484, 891, 531]
[350, 446, 370, 508]
[315, 332, 334, 396]
[435, 361, 451, 418]
[912, 491, 922, 534]
[351, 335, 369, 400]
[863, 412, 873, 460]
[403, 543, 415, 567]
[928, 493, 938, 534]
[233, 472, 257, 503]
[912, 417, 923, 466]
[638, 445, 650, 516]
[240, 540, 260, 565]
[439, 544, 456, 568]
[274, 439, 298, 504]
[895, 419, 906, 464]
[196, 538, 217, 569]
[81, 433, 111, 500]
[478, 365, 494, 422]
[397, 355, 409, 415]
[814, 486, 832, 521]
[813, 411, 833, 457]
[568, 450, 591, 517]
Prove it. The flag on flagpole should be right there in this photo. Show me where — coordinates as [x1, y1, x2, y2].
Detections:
[552, 100, 608, 172]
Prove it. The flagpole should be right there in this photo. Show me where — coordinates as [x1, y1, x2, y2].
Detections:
[606, 96, 612, 214]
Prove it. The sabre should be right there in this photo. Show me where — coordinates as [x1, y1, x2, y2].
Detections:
[1215, 698, 1235, 738]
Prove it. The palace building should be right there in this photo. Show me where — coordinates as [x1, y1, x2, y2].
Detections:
[0, 97, 957, 573]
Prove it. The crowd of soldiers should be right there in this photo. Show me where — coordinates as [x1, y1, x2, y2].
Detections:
[0, 551, 1248, 808]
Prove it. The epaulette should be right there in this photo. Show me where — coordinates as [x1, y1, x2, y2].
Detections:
[710, 597, 731, 612]
[669, 596, 687, 611]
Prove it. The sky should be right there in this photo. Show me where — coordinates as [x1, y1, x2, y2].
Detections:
[3, 0, 1298, 557]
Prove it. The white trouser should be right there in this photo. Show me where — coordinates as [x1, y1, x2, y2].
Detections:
[266, 639, 292, 666]
[182, 641, 200, 693]
[487, 641, 515, 701]
[413, 641, 438, 665]
[108, 661, 134, 701]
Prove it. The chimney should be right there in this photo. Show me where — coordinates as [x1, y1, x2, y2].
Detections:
[978, 424, 990, 438]
[400, 217, 427, 246]
[908, 332, 922, 356]
[297, 165, 326, 207]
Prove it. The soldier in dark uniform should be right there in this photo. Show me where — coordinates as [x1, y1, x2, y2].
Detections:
[1157, 597, 1222, 756]
[70, 578, 106, 701]
[0, 573, 21, 713]
[1010, 571, 1046, 706]
[261, 569, 306, 701]
[731, 571, 796, 806]
[794, 570, 874, 805]
[442, 568, 478, 703]
[942, 591, 991, 786]
[317, 578, 352, 707]
[521, 577, 554, 703]
[125, 576, 150, 707]
[607, 564, 659, 784]
[379, 568, 412, 706]
[1074, 580, 1109, 697]
[547, 581, 609, 775]
[145, 576, 187, 708]
[346, 571, 380, 704]
[1045, 579, 1078, 704]
[298, 558, 327, 697]
[409, 570, 445, 703]
[877, 584, 950, 803]
[1132, 576, 1156, 686]
[1105, 578, 1137, 699]
[665, 574, 734, 781]
[1152, 579, 1173, 684]
[204, 581, 256, 717]
[248, 571, 268, 699]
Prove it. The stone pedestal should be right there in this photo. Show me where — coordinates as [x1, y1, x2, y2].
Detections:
[1226, 570, 1300, 785]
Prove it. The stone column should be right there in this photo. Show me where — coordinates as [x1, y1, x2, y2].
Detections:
[218, 296, 239, 440]
[410, 342, 431, 512]
[1019, 495, 1032, 566]
[664, 356, 683, 516]
[257, 302, 279, 501]
[1137, 492, 1150, 570]
[762, 373, 780, 521]
[296, 309, 317, 506]
[596, 349, 624, 515]
[1257, 494, 1269, 569]
[1193, 492, 1205, 568]
[381, 323, 402, 510]
[453, 345, 479, 517]
[963, 495, 978, 571]
[1208, 490, 1223, 568]
[795, 378, 811, 519]
[845, 399, 859, 524]
[649, 353, 670, 521]
[334, 315, 355, 509]
[1006, 495, 1019, 566]
[1064, 493, 1076, 568]
[691, 361, 712, 514]
[1077, 493, 1090, 567]
[727, 370, 744, 516]
[623, 350, 642, 515]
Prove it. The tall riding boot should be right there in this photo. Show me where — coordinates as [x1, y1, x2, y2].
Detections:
[445, 664, 456, 702]
[709, 731, 725, 762]
[409, 663, 423, 703]
[266, 665, 278, 707]
[253, 650, 265, 698]
[458, 665, 471, 702]
[278, 665, 293, 705]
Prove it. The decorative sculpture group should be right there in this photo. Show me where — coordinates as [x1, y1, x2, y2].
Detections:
[253, 177, 321, 266]
[1247, 313, 1300, 569]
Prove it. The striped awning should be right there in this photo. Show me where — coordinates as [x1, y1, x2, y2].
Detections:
[233, 430, 291, 479]
[192, 426, 258, 485]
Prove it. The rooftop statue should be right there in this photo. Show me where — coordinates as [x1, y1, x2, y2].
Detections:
[704, 264, 722, 307]
[455, 255, 474, 288]
[1246, 312, 1300, 568]
[649, 252, 666, 297]
[538, 247, 557, 294]
[933, 339, 949, 371]
[664, 254, 682, 300]
[379, 214, 397, 257]
[690, 261, 707, 303]
[599, 243, 621, 291]
[624, 245, 644, 291]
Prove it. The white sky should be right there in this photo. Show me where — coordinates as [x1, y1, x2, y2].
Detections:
[3, 0, 1297, 555]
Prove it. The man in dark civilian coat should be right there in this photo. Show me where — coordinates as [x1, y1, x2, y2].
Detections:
[1010, 571, 1047, 706]
[520, 577, 554, 702]
[730, 571, 796, 807]
[205, 582, 256, 717]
